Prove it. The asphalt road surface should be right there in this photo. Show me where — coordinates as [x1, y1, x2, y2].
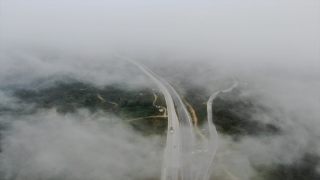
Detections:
[138, 65, 196, 180]
[116, 55, 238, 180]
[195, 78, 239, 180]
[116, 55, 181, 180]
[165, 82, 196, 180]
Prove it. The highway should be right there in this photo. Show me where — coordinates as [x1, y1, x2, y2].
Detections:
[116, 55, 181, 180]
[133, 63, 196, 180]
[116, 55, 238, 180]
[164, 82, 196, 180]
[195, 78, 239, 180]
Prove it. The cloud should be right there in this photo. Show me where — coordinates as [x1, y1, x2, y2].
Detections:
[1, 1, 318, 65]
[204, 75, 320, 179]
[0, 110, 162, 180]
[0, 49, 154, 88]
[0, 1, 319, 179]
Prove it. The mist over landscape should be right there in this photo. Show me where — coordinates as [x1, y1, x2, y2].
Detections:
[0, 1, 319, 180]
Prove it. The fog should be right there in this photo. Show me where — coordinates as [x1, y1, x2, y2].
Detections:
[0, 1, 319, 179]
[0, 111, 162, 180]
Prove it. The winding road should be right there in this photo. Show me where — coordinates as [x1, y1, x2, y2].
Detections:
[195, 78, 238, 180]
[116, 55, 181, 180]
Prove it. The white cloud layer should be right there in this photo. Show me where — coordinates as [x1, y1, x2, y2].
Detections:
[0, 1, 319, 179]
[0, 111, 162, 180]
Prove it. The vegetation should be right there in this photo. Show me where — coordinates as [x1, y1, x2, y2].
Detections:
[13, 81, 168, 135]
[211, 88, 279, 138]
[183, 85, 209, 126]
[252, 153, 320, 180]
[130, 117, 168, 136]
[174, 78, 280, 139]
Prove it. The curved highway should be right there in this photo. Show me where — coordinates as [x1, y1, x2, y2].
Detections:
[195, 78, 238, 180]
[116, 55, 237, 180]
[165, 83, 195, 180]
[116, 55, 181, 180]
[137, 63, 196, 180]
[133, 63, 196, 180]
